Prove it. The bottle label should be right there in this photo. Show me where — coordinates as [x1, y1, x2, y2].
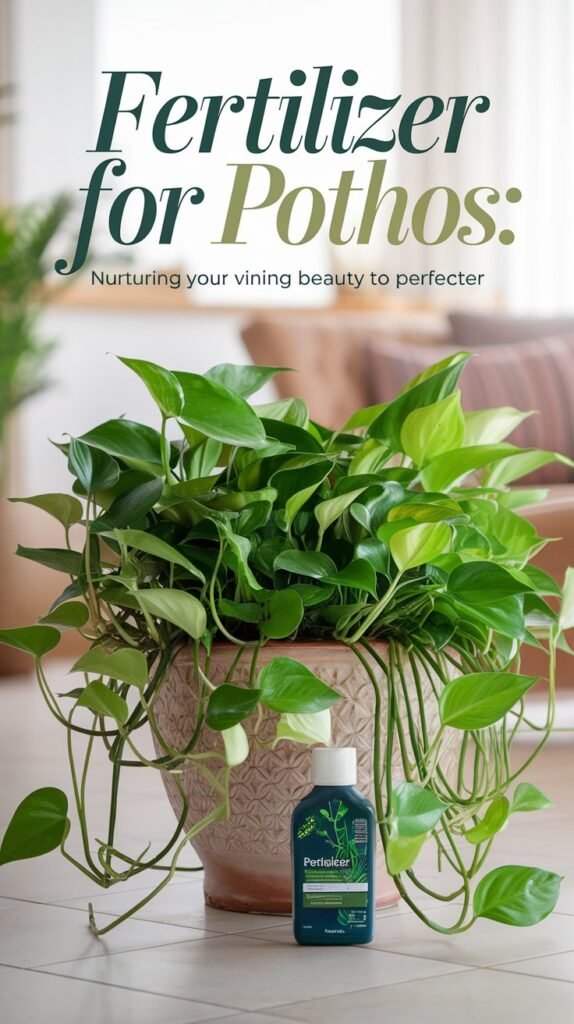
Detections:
[295, 799, 370, 923]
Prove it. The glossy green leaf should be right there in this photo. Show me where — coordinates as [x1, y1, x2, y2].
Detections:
[452, 593, 526, 640]
[315, 488, 366, 534]
[343, 402, 387, 431]
[68, 438, 120, 494]
[465, 796, 510, 845]
[119, 356, 184, 418]
[0, 788, 69, 866]
[324, 559, 378, 597]
[0, 625, 61, 658]
[355, 539, 391, 576]
[448, 562, 531, 604]
[274, 549, 337, 579]
[255, 396, 309, 427]
[439, 672, 539, 730]
[40, 601, 89, 630]
[174, 371, 266, 449]
[218, 598, 260, 623]
[16, 546, 84, 575]
[186, 438, 223, 477]
[392, 783, 447, 837]
[348, 438, 389, 476]
[77, 681, 129, 724]
[388, 498, 463, 524]
[512, 783, 553, 813]
[368, 353, 471, 450]
[134, 589, 207, 639]
[258, 657, 341, 713]
[71, 648, 149, 691]
[221, 723, 249, 766]
[112, 529, 205, 582]
[386, 834, 426, 874]
[92, 477, 164, 532]
[275, 709, 332, 746]
[390, 522, 451, 572]
[464, 407, 533, 447]
[473, 865, 561, 926]
[421, 444, 520, 492]
[401, 392, 465, 466]
[205, 363, 289, 398]
[9, 493, 83, 529]
[261, 590, 304, 639]
[486, 450, 574, 488]
[206, 685, 261, 731]
[79, 419, 166, 468]
[511, 565, 561, 597]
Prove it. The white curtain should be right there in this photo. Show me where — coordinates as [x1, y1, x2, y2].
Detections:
[400, 0, 574, 313]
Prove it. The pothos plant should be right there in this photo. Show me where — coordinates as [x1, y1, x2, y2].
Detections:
[0, 352, 571, 936]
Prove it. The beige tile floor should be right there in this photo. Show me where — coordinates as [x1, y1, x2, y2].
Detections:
[0, 669, 573, 1024]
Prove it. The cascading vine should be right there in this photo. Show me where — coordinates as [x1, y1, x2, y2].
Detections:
[0, 354, 568, 935]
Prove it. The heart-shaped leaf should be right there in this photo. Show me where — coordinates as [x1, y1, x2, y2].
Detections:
[258, 657, 340, 714]
[473, 865, 561, 926]
[390, 522, 451, 572]
[392, 783, 447, 837]
[112, 529, 205, 582]
[206, 684, 261, 730]
[0, 625, 61, 658]
[10, 493, 83, 529]
[92, 477, 164, 533]
[68, 438, 120, 493]
[465, 796, 510, 845]
[0, 789, 69, 866]
[72, 648, 149, 691]
[439, 672, 539, 730]
[448, 562, 531, 605]
[324, 559, 378, 597]
[274, 550, 336, 579]
[175, 371, 266, 449]
[16, 546, 84, 575]
[79, 419, 166, 468]
[261, 590, 304, 639]
[119, 356, 184, 418]
[386, 834, 426, 874]
[205, 363, 289, 398]
[275, 709, 332, 746]
[76, 681, 129, 724]
[40, 601, 90, 630]
[511, 783, 553, 813]
[401, 392, 465, 466]
[135, 589, 207, 639]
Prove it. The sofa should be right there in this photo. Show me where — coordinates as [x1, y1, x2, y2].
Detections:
[243, 309, 574, 685]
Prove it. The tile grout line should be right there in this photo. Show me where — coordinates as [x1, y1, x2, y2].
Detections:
[482, 964, 574, 986]
[263, 966, 482, 1013]
[7, 961, 255, 1014]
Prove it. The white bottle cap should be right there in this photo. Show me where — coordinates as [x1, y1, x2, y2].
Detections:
[312, 747, 357, 786]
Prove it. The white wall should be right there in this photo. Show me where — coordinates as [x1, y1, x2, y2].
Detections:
[20, 307, 268, 494]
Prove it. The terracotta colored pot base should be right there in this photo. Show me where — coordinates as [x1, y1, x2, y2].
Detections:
[199, 849, 400, 914]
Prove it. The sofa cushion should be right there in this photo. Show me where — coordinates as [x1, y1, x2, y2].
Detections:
[241, 314, 448, 428]
[449, 311, 574, 348]
[364, 335, 574, 484]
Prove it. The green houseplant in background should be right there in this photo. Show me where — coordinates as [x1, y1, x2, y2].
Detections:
[0, 352, 571, 935]
[0, 194, 72, 478]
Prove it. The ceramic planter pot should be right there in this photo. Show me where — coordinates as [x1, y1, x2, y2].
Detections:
[154, 641, 455, 914]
